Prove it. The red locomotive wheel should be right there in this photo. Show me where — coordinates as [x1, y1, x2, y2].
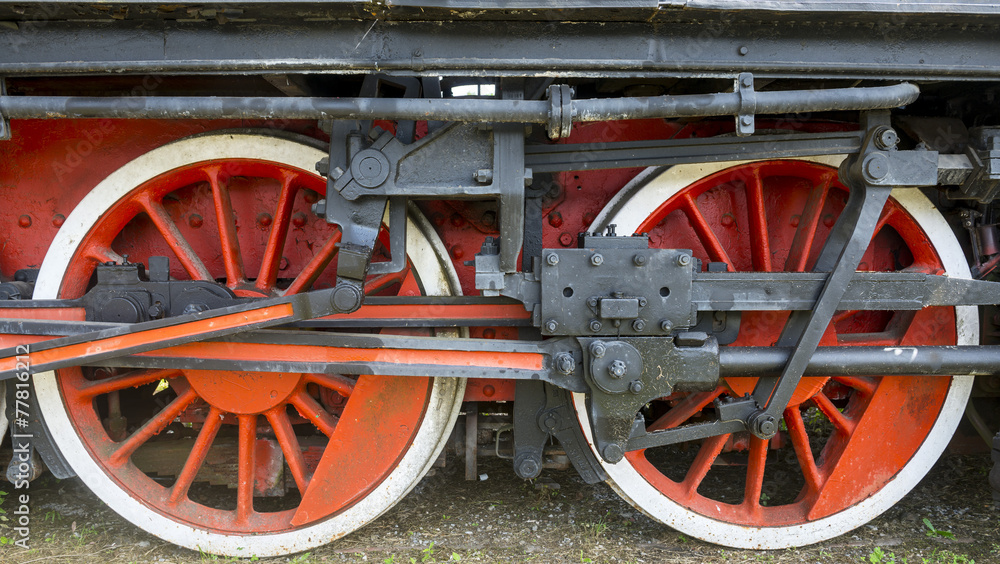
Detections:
[576, 157, 977, 548]
[31, 132, 465, 556]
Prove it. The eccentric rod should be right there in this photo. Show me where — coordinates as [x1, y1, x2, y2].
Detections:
[0, 82, 919, 134]
[720, 345, 1000, 377]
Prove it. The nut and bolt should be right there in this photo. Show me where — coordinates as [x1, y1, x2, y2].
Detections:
[750, 412, 778, 439]
[638, 298, 647, 307]
[676, 253, 691, 267]
[555, 352, 576, 375]
[874, 127, 899, 150]
[587, 297, 599, 307]
[741, 75, 753, 88]
[546, 253, 560, 266]
[589, 319, 603, 332]
[660, 319, 673, 332]
[633, 254, 647, 266]
[590, 253, 604, 266]
[475, 169, 494, 184]
[632, 319, 646, 332]
[629, 380, 644, 394]
[589, 341, 606, 358]
[608, 360, 627, 379]
[602, 444, 624, 463]
[544, 319, 559, 333]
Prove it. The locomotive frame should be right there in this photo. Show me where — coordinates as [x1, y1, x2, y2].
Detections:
[2, 0, 1000, 556]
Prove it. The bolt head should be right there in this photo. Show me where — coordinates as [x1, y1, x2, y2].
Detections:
[660, 319, 673, 332]
[589, 341, 606, 358]
[629, 380, 644, 394]
[738, 45, 749, 56]
[875, 127, 899, 149]
[676, 254, 691, 267]
[587, 297, 599, 307]
[555, 353, 576, 375]
[632, 319, 646, 332]
[863, 153, 889, 181]
[475, 169, 494, 184]
[741, 76, 753, 88]
[545, 319, 559, 333]
[546, 253, 560, 266]
[589, 319, 603, 333]
[633, 254, 647, 266]
[602, 443, 624, 463]
[590, 253, 604, 266]
[608, 360, 627, 379]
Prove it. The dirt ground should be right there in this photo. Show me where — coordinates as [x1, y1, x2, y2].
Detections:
[0, 444, 996, 564]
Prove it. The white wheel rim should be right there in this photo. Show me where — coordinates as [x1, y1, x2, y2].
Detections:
[32, 132, 465, 557]
[575, 156, 977, 549]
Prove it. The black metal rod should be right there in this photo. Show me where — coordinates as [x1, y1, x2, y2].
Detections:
[0, 83, 919, 124]
[720, 345, 1000, 377]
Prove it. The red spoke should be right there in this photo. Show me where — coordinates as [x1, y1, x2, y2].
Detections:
[110, 387, 198, 466]
[745, 167, 772, 272]
[812, 392, 855, 435]
[168, 406, 223, 504]
[871, 207, 897, 245]
[364, 270, 409, 295]
[680, 434, 729, 498]
[785, 171, 834, 272]
[138, 195, 213, 281]
[742, 436, 768, 515]
[682, 193, 734, 269]
[304, 373, 355, 397]
[648, 389, 724, 432]
[205, 166, 246, 288]
[284, 232, 342, 296]
[783, 407, 823, 495]
[831, 376, 878, 397]
[236, 414, 257, 523]
[256, 172, 300, 293]
[289, 391, 338, 436]
[76, 369, 182, 399]
[832, 310, 859, 324]
[266, 407, 310, 497]
[83, 245, 124, 265]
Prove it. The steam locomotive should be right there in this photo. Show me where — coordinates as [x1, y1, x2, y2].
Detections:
[1, 1, 1000, 556]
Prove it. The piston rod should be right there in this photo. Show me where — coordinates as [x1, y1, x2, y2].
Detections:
[720, 345, 1000, 377]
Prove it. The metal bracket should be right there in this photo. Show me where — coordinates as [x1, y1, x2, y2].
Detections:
[583, 335, 719, 463]
[736, 72, 755, 137]
[547, 84, 574, 140]
[367, 197, 408, 276]
[0, 77, 9, 140]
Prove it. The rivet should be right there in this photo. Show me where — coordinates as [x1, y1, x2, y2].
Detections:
[291, 212, 307, 227]
[548, 211, 564, 228]
[721, 213, 735, 227]
[188, 214, 203, 228]
[451, 245, 464, 259]
[450, 213, 466, 228]
[738, 45, 749, 56]
[17, 215, 31, 228]
[257, 213, 273, 228]
[790, 214, 801, 227]
[483, 384, 495, 397]
[482, 328, 496, 339]
[303, 190, 319, 204]
[279, 257, 290, 271]
[52, 214, 65, 228]
[823, 214, 835, 227]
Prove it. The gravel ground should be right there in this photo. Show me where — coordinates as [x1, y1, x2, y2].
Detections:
[0, 446, 996, 564]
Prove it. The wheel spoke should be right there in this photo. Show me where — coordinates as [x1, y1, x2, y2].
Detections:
[83, 245, 124, 266]
[110, 387, 198, 466]
[76, 368, 182, 399]
[265, 407, 311, 497]
[256, 172, 300, 293]
[831, 376, 878, 397]
[785, 171, 834, 272]
[647, 388, 724, 432]
[681, 193, 734, 269]
[871, 206, 897, 244]
[745, 167, 772, 272]
[680, 433, 728, 499]
[304, 373, 355, 397]
[783, 407, 823, 495]
[364, 269, 409, 295]
[284, 231, 341, 295]
[742, 436, 768, 515]
[812, 392, 855, 436]
[288, 390, 339, 436]
[236, 414, 257, 523]
[168, 406, 224, 504]
[138, 195, 213, 281]
[204, 166, 246, 288]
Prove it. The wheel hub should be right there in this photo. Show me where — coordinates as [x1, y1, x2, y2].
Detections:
[185, 370, 301, 415]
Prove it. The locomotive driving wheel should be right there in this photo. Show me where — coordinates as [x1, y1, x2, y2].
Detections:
[31, 132, 465, 557]
[576, 156, 977, 548]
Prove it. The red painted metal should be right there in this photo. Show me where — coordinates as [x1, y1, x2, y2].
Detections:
[622, 159, 955, 527]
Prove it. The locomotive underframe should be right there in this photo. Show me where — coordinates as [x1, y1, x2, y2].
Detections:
[3, 1, 1000, 553]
